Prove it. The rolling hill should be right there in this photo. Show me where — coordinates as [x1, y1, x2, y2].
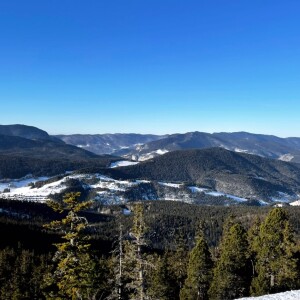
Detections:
[0, 125, 120, 179]
[104, 148, 300, 201]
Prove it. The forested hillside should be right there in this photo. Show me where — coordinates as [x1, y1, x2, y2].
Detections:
[103, 148, 300, 200]
[2, 195, 300, 299]
[0, 126, 121, 178]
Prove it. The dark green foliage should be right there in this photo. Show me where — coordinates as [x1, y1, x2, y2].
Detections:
[123, 203, 148, 300]
[209, 219, 251, 300]
[0, 246, 51, 299]
[180, 233, 212, 300]
[166, 234, 189, 299]
[0, 129, 120, 179]
[3, 199, 300, 299]
[43, 192, 99, 299]
[250, 208, 298, 296]
[147, 254, 173, 300]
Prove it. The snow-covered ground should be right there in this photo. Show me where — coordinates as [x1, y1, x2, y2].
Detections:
[110, 160, 139, 168]
[0, 176, 49, 192]
[0, 173, 296, 206]
[188, 186, 208, 193]
[0, 173, 147, 204]
[290, 199, 300, 206]
[158, 182, 183, 188]
[237, 290, 300, 299]
[0, 176, 67, 201]
[278, 153, 294, 162]
[234, 148, 250, 153]
[138, 149, 169, 161]
[156, 149, 169, 155]
[190, 188, 248, 202]
[271, 191, 297, 203]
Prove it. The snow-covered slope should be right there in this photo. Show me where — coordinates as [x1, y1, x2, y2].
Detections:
[237, 290, 300, 299]
[109, 160, 139, 168]
[0, 173, 258, 205]
[1, 172, 298, 206]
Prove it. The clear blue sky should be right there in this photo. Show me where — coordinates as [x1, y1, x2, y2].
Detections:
[0, 0, 300, 136]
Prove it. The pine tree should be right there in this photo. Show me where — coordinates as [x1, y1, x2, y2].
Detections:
[250, 208, 298, 296]
[43, 192, 97, 300]
[180, 233, 212, 300]
[208, 219, 250, 300]
[147, 253, 173, 300]
[108, 224, 125, 300]
[123, 203, 148, 300]
[167, 232, 189, 299]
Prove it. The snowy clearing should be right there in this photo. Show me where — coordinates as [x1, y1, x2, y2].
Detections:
[236, 289, 300, 299]
[188, 186, 208, 193]
[290, 199, 300, 206]
[156, 149, 169, 155]
[158, 182, 183, 188]
[0, 176, 49, 192]
[110, 160, 139, 168]
[271, 191, 296, 203]
[278, 153, 294, 162]
[205, 191, 247, 202]
[234, 148, 250, 153]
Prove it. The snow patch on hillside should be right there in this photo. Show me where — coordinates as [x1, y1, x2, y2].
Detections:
[77, 144, 90, 148]
[158, 182, 183, 188]
[188, 186, 208, 193]
[206, 191, 247, 202]
[271, 191, 296, 203]
[137, 149, 169, 161]
[0, 177, 66, 201]
[236, 289, 300, 299]
[156, 149, 169, 155]
[0, 176, 49, 192]
[279, 153, 294, 162]
[110, 160, 139, 168]
[234, 148, 250, 153]
[290, 199, 300, 206]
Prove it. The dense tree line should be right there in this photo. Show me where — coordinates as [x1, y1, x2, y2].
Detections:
[2, 196, 300, 299]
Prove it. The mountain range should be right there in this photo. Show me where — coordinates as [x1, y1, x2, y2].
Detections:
[55, 131, 300, 163]
[1, 124, 300, 205]
[55, 133, 165, 155]
[0, 125, 119, 178]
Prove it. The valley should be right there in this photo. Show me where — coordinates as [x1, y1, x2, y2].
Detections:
[1, 125, 300, 207]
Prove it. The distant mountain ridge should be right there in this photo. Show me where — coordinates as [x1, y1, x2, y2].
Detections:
[0, 124, 61, 142]
[55, 133, 165, 155]
[0, 125, 120, 179]
[54, 130, 300, 163]
[2, 124, 300, 203]
[3, 147, 299, 204]
[121, 131, 300, 163]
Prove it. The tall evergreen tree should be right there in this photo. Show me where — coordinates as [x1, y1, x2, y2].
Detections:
[208, 219, 250, 300]
[250, 208, 298, 296]
[180, 233, 212, 300]
[123, 203, 148, 300]
[108, 224, 125, 300]
[167, 232, 189, 299]
[147, 253, 173, 300]
[43, 192, 98, 300]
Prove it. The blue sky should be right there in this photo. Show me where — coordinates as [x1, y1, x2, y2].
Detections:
[0, 0, 300, 136]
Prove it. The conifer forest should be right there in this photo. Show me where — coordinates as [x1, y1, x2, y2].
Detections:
[1, 193, 300, 299]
